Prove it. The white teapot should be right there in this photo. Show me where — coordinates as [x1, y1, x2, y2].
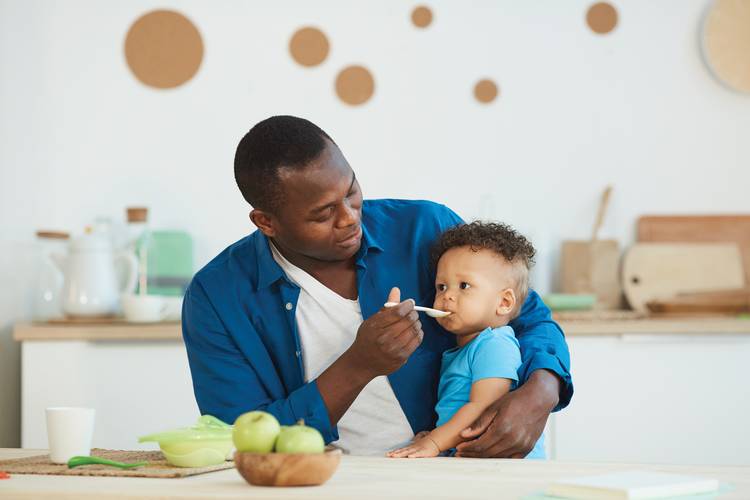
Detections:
[52, 233, 138, 317]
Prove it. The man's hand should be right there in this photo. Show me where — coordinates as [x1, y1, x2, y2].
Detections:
[346, 287, 423, 378]
[455, 370, 560, 458]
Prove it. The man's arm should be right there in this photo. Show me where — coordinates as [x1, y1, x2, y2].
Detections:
[510, 290, 573, 410]
[183, 281, 422, 442]
[183, 279, 338, 441]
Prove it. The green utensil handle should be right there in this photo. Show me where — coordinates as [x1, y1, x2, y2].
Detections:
[67, 456, 148, 469]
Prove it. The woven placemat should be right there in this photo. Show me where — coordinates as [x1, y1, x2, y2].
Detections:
[0, 448, 234, 478]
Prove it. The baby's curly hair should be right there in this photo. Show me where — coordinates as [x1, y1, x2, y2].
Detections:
[431, 221, 536, 314]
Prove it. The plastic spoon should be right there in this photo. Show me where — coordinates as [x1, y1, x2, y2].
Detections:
[67, 456, 148, 469]
[383, 302, 452, 318]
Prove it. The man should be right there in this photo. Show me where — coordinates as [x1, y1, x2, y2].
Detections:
[182, 115, 572, 457]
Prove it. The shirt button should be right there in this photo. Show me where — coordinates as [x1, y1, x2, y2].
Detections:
[295, 350, 301, 358]
[285, 302, 293, 311]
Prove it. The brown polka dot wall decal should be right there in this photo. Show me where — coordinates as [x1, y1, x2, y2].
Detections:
[335, 66, 375, 106]
[586, 2, 618, 34]
[702, 0, 750, 94]
[411, 6, 433, 28]
[474, 79, 498, 104]
[289, 27, 330, 67]
[125, 10, 203, 89]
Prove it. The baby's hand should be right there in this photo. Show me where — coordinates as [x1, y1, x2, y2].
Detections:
[412, 430, 430, 442]
[387, 436, 441, 458]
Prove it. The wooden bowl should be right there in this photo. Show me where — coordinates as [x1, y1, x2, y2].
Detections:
[234, 449, 341, 486]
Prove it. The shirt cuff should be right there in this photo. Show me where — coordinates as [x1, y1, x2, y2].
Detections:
[519, 350, 574, 412]
[288, 380, 339, 443]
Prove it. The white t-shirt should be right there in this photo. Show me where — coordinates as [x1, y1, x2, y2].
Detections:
[270, 243, 414, 455]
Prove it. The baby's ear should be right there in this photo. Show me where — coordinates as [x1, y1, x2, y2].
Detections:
[496, 288, 516, 316]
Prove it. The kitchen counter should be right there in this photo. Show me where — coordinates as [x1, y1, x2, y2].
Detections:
[14, 318, 750, 465]
[13, 315, 750, 341]
[1, 448, 748, 499]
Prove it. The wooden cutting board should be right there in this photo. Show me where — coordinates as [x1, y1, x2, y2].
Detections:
[560, 240, 622, 309]
[638, 215, 750, 284]
[560, 186, 622, 309]
[646, 287, 750, 314]
[622, 243, 744, 312]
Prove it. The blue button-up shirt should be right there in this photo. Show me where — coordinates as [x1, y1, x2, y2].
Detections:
[182, 199, 573, 443]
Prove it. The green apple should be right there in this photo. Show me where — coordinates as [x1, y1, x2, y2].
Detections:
[232, 411, 281, 453]
[274, 420, 325, 454]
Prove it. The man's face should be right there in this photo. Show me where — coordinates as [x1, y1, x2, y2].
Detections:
[266, 140, 364, 262]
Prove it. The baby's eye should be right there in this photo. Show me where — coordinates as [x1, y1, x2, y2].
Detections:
[459, 282, 471, 290]
[436, 284, 447, 292]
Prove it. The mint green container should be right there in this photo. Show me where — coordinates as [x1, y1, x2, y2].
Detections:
[146, 230, 193, 296]
[543, 293, 596, 311]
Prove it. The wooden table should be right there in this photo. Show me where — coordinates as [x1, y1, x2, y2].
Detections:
[1, 449, 748, 499]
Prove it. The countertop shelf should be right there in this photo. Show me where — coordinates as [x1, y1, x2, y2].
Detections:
[557, 316, 750, 335]
[13, 321, 182, 341]
[12, 314, 750, 341]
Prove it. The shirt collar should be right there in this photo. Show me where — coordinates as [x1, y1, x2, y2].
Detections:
[254, 233, 286, 290]
[254, 218, 384, 291]
[357, 219, 384, 258]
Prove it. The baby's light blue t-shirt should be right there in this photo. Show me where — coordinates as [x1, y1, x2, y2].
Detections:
[436, 326, 546, 459]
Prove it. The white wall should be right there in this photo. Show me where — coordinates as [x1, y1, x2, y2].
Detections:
[1, 0, 748, 447]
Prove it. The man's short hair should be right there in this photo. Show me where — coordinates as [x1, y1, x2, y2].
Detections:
[234, 115, 333, 212]
[431, 221, 536, 316]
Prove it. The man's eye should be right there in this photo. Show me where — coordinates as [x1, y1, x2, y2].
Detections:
[459, 282, 471, 290]
[315, 207, 334, 221]
[436, 284, 447, 292]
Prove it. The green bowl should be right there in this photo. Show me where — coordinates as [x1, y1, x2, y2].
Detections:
[543, 293, 596, 311]
[139, 415, 234, 468]
[159, 440, 233, 468]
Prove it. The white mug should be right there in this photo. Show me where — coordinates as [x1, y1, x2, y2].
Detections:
[121, 294, 169, 323]
[46, 407, 95, 464]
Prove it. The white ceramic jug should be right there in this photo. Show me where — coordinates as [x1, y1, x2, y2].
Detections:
[52, 233, 138, 317]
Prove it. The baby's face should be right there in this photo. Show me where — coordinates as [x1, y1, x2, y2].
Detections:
[433, 246, 515, 335]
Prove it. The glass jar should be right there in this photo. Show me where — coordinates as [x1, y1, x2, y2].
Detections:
[33, 230, 69, 321]
[125, 207, 151, 295]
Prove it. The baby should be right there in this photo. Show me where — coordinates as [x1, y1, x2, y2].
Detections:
[388, 221, 544, 458]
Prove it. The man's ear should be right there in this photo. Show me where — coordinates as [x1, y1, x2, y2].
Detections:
[250, 209, 277, 238]
[496, 288, 516, 316]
